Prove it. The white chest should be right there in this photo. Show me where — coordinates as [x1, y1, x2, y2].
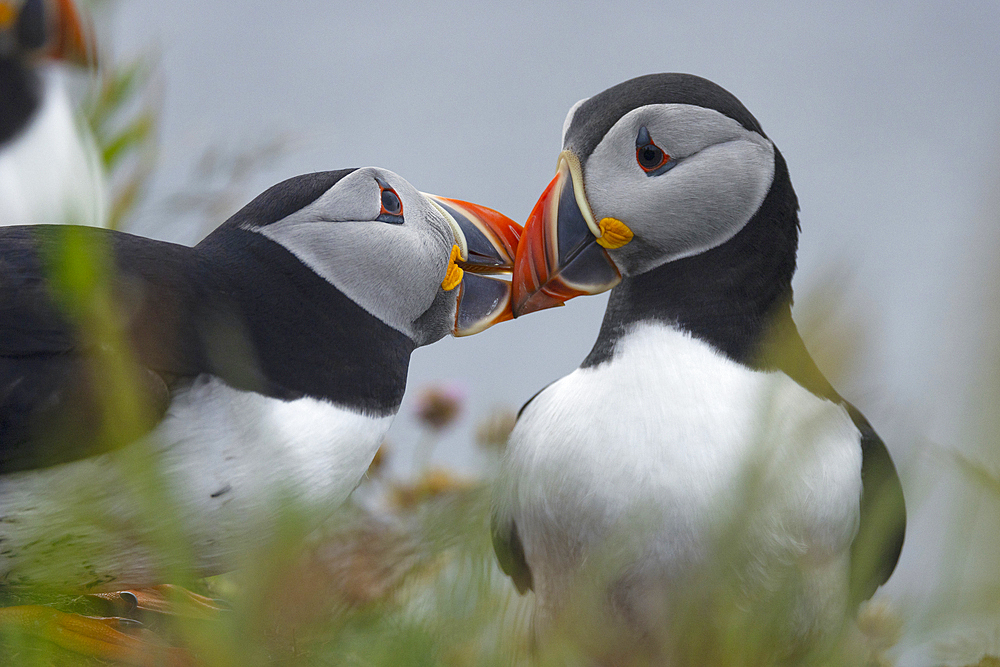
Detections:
[498, 323, 862, 617]
[0, 376, 391, 590]
[0, 69, 107, 228]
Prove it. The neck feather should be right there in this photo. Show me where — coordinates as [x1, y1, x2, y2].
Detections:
[583, 148, 804, 373]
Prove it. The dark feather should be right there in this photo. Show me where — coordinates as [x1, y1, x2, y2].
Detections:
[846, 405, 906, 605]
[565, 73, 768, 166]
[0, 57, 41, 146]
[491, 514, 533, 594]
[0, 225, 207, 471]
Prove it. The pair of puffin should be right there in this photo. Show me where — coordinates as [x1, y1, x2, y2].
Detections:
[1, 20, 904, 661]
[491, 73, 906, 662]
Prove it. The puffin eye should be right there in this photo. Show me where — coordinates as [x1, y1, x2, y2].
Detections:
[635, 126, 674, 176]
[375, 177, 404, 224]
[637, 144, 665, 170]
[381, 189, 402, 215]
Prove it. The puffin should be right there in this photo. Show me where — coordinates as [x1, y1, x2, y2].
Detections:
[0, 167, 521, 660]
[1, 0, 106, 228]
[491, 73, 905, 662]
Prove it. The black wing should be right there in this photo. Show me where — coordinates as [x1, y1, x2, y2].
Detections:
[491, 513, 533, 594]
[847, 404, 906, 605]
[0, 225, 205, 473]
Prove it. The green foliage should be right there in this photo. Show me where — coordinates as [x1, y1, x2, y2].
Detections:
[83, 53, 159, 230]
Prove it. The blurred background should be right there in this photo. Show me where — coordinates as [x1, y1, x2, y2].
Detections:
[34, 1, 1000, 664]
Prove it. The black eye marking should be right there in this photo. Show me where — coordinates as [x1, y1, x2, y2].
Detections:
[375, 177, 404, 224]
[635, 126, 676, 177]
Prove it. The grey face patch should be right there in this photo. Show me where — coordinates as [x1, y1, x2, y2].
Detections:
[580, 104, 775, 276]
[254, 168, 458, 343]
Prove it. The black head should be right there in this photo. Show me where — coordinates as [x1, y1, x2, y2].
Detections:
[563, 73, 767, 163]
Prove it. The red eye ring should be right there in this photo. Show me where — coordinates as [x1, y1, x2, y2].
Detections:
[636, 142, 670, 173]
[635, 125, 671, 174]
[375, 176, 404, 223]
[380, 188, 402, 216]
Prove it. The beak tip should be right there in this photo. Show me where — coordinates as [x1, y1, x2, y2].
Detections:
[511, 289, 567, 318]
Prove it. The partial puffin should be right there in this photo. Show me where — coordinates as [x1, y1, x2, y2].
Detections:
[0, 167, 521, 659]
[492, 73, 905, 662]
[1, 0, 106, 228]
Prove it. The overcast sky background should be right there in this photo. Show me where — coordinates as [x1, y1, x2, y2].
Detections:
[101, 2, 1000, 662]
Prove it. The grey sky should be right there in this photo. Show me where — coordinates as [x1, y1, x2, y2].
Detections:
[106, 2, 1000, 662]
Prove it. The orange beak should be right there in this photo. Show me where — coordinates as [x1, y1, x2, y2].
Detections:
[423, 195, 523, 336]
[512, 152, 622, 317]
[48, 0, 94, 66]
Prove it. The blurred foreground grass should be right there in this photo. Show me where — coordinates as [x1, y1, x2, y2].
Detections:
[4, 254, 999, 666]
[0, 461, 534, 665]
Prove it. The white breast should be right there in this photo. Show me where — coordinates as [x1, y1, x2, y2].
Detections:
[0, 69, 108, 228]
[0, 376, 391, 590]
[496, 322, 862, 636]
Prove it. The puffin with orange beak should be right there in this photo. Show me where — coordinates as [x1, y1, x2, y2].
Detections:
[493, 73, 905, 660]
[1, 0, 105, 227]
[0, 168, 520, 661]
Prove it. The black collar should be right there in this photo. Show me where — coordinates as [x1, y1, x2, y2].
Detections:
[581, 148, 835, 399]
[176, 225, 417, 415]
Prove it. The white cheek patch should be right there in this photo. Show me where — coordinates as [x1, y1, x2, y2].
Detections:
[260, 220, 447, 339]
[656, 138, 774, 261]
[584, 104, 775, 274]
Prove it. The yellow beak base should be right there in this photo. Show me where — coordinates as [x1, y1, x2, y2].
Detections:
[441, 245, 464, 291]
